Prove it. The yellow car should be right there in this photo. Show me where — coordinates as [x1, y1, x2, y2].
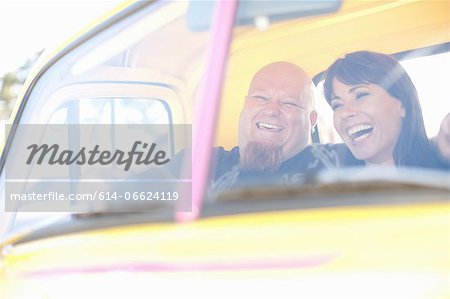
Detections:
[0, 1, 449, 298]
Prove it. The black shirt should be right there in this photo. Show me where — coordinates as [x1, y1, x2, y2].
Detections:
[207, 144, 362, 199]
[171, 142, 448, 200]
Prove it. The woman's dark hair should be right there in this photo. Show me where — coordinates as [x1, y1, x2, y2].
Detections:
[322, 50, 439, 168]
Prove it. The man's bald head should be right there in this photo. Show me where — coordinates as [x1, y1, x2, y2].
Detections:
[248, 61, 315, 110]
[238, 61, 318, 173]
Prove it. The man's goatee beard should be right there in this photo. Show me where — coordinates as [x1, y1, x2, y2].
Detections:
[239, 141, 282, 173]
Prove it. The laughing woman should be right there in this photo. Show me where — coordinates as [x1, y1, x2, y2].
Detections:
[322, 50, 449, 169]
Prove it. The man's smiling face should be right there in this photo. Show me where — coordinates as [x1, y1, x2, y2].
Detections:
[238, 62, 316, 163]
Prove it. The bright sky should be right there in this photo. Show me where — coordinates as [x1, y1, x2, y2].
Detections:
[0, 0, 123, 74]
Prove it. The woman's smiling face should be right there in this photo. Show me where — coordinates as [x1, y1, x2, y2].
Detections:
[330, 78, 405, 166]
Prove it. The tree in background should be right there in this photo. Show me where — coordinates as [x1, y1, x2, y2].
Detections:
[0, 50, 43, 121]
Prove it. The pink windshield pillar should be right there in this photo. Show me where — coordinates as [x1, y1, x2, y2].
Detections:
[176, 0, 237, 222]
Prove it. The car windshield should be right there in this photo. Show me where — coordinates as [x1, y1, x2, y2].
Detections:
[1, 1, 210, 240]
[0, 0, 449, 244]
[206, 1, 449, 202]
